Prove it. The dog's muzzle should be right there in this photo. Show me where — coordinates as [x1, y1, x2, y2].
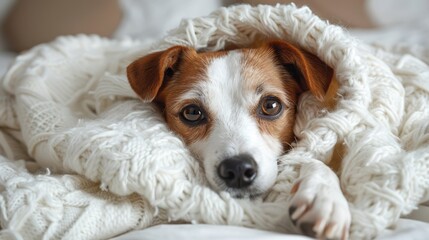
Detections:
[217, 153, 258, 188]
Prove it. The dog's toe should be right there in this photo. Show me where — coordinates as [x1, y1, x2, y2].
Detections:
[289, 205, 297, 216]
[299, 222, 317, 238]
[288, 206, 298, 225]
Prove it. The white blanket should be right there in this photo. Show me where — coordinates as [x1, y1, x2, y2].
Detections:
[1, 4, 429, 240]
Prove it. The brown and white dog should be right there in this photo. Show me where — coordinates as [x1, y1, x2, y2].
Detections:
[127, 40, 351, 239]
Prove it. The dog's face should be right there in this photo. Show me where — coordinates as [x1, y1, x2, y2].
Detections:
[127, 40, 332, 198]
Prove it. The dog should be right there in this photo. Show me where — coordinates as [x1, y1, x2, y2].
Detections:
[127, 40, 351, 240]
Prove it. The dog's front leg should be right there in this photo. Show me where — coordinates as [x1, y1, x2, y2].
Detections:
[288, 160, 350, 240]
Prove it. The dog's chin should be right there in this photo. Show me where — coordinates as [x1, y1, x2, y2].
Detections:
[223, 188, 265, 200]
[207, 178, 269, 199]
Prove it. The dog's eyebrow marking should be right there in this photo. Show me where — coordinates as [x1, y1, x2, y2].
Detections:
[256, 84, 264, 95]
[177, 87, 205, 101]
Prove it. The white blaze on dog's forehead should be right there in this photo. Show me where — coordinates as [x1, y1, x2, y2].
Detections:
[202, 51, 258, 112]
[178, 51, 261, 106]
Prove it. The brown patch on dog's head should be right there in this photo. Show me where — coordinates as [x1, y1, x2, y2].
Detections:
[238, 40, 333, 149]
[239, 47, 298, 149]
[127, 46, 186, 102]
[127, 46, 227, 144]
[267, 40, 333, 101]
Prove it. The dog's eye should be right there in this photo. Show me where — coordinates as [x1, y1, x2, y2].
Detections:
[258, 96, 283, 119]
[180, 104, 206, 125]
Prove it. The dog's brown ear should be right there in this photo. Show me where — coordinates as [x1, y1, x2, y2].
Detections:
[127, 46, 188, 102]
[268, 40, 333, 101]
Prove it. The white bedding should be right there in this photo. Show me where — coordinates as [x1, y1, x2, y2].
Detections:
[111, 201, 429, 239]
[112, 219, 429, 240]
[1, 2, 429, 240]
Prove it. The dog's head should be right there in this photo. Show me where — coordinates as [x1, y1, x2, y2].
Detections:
[127, 40, 333, 198]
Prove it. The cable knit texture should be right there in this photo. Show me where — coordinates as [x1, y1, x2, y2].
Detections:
[1, 4, 429, 240]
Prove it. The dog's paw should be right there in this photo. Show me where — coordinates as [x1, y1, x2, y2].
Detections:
[288, 177, 351, 240]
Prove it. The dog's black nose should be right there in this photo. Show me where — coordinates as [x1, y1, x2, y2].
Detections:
[217, 154, 258, 188]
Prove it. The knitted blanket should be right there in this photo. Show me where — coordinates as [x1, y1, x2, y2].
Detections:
[1, 4, 429, 240]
